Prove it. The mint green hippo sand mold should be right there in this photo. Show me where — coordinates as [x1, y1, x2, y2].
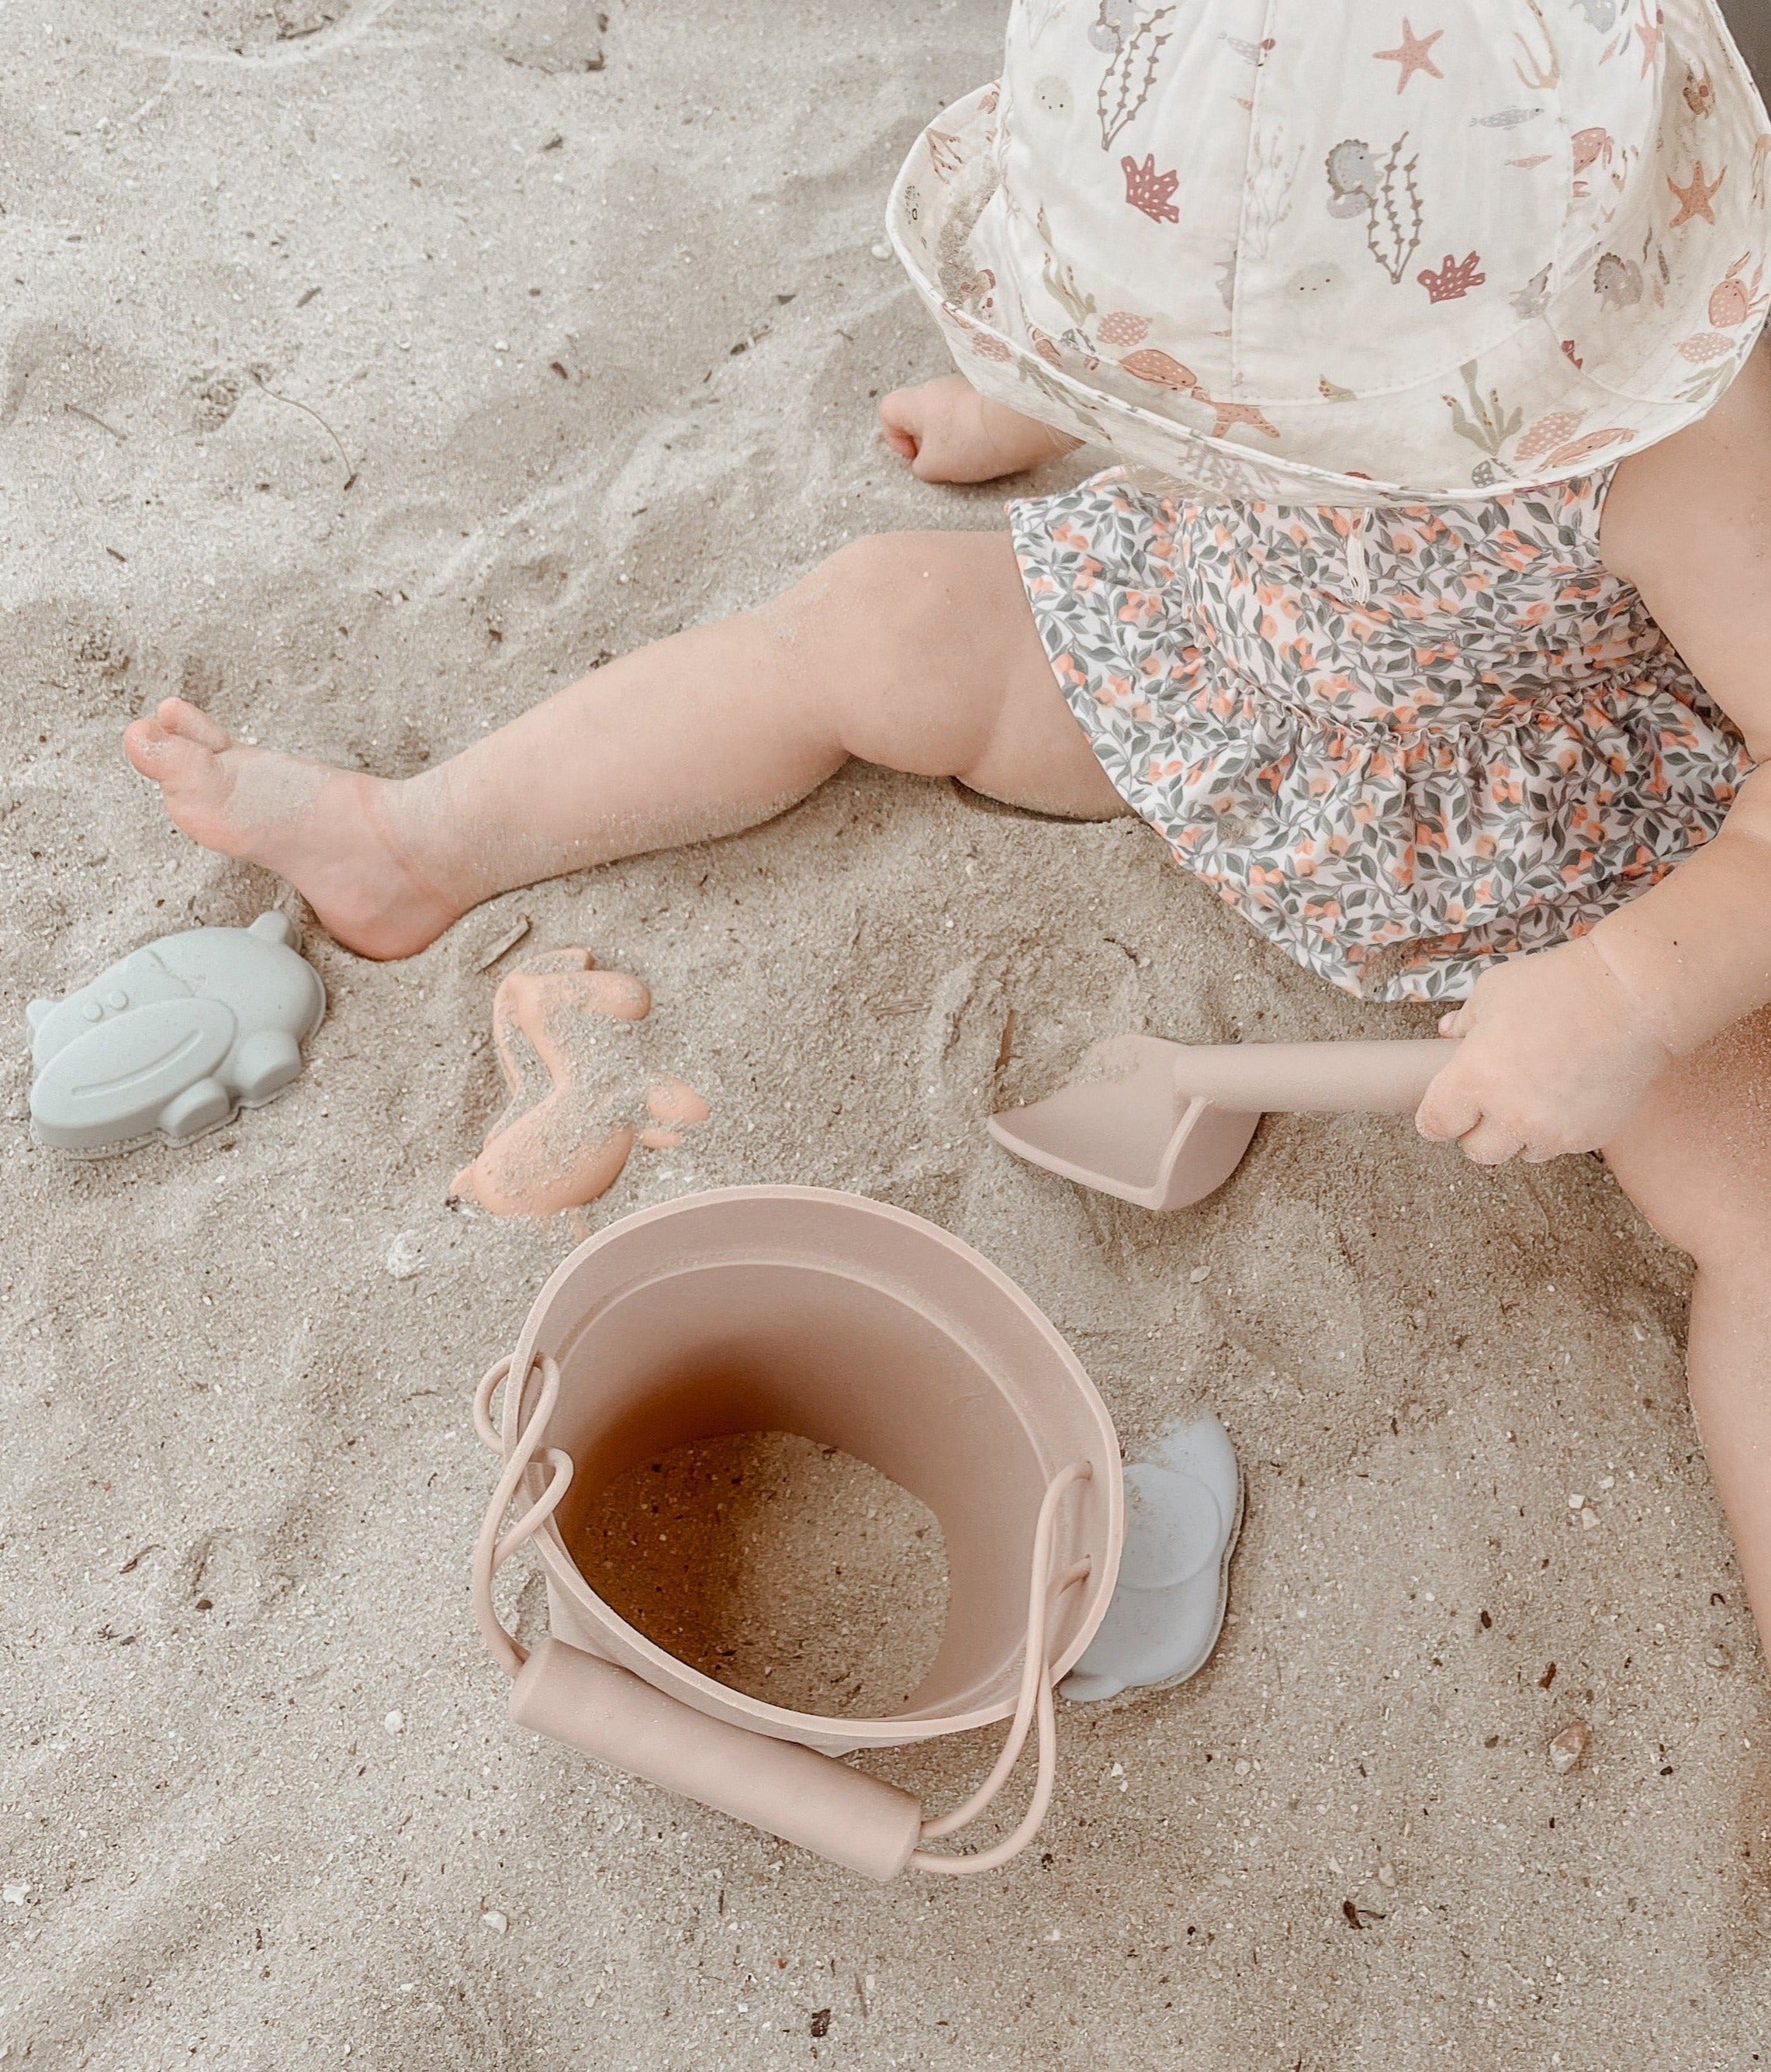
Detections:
[27, 911, 326, 1154]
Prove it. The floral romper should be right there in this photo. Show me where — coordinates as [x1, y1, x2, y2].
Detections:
[1009, 466, 1753, 1003]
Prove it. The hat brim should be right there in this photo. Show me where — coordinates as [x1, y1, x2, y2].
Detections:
[888, 7, 1771, 509]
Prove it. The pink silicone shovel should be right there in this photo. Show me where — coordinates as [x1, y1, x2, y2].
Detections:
[988, 1037, 1461, 1210]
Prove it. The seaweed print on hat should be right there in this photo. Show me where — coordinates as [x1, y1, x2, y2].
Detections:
[925, 127, 965, 181]
[1326, 135, 1426, 285]
[1444, 370, 1632, 482]
[1092, 0, 1175, 150]
[1023, 0, 1065, 43]
[1036, 206, 1098, 327]
[1244, 129, 1309, 260]
[1443, 361, 1523, 482]
[1419, 251, 1487, 303]
[1510, 0, 1560, 91]
[1122, 153, 1181, 223]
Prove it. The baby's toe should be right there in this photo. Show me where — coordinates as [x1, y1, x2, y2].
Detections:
[155, 697, 233, 751]
[123, 715, 173, 777]
[124, 714, 221, 797]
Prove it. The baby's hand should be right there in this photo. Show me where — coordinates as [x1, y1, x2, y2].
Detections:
[878, 375, 1080, 485]
[1414, 936, 1674, 1163]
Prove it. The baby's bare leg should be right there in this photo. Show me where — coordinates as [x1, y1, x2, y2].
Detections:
[1593, 338, 1771, 1661]
[1603, 1009, 1771, 1669]
[124, 531, 1124, 958]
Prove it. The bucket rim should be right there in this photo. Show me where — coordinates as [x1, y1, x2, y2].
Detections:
[503, 1185, 1124, 1751]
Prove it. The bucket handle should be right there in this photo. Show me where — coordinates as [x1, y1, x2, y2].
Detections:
[908, 1465, 1091, 1874]
[471, 1350, 1091, 1878]
[471, 1351, 577, 1679]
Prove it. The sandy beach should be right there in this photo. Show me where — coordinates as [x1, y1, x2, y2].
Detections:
[4, 3, 1769, 2065]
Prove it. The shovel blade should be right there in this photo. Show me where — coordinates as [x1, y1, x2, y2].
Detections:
[988, 1036, 1260, 1211]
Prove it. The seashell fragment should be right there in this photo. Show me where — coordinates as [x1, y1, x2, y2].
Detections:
[1548, 1721, 1589, 1773]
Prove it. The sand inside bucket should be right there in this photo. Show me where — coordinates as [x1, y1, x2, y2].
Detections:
[568, 1433, 950, 1718]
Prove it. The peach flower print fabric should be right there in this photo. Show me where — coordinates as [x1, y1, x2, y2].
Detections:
[1009, 465, 1753, 1001]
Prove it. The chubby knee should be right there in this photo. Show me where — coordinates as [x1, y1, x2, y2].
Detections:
[783, 534, 930, 619]
[1612, 1145, 1771, 1274]
[1606, 1009, 1771, 1268]
[758, 531, 1016, 777]
[761, 535, 945, 685]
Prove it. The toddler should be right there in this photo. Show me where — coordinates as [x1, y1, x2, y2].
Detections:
[126, 5, 1771, 1659]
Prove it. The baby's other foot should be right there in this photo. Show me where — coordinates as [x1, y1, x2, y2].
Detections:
[879, 374, 1080, 485]
[123, 697, 459, 960]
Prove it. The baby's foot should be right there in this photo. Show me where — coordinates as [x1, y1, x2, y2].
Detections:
[123, 699, 460, 960]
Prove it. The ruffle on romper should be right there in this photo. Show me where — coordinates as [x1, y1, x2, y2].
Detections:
[1008, 468, 1753, 1003]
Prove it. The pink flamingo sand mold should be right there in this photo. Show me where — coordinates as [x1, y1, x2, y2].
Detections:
[449, 949, 711, 1219]
[639, 1078, 713, 1152]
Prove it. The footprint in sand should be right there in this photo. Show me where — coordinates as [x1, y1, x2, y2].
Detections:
[486, 0, 606, 72]
[449, 948, 711, 1219]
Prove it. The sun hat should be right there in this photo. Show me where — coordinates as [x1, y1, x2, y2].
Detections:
[887, 0, 1771, 507]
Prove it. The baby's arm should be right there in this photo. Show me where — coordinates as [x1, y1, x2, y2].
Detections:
[1417, 337, 1771, 1161]
[1584, 341, 1771, 1053]
[880, 374, 1081, 484]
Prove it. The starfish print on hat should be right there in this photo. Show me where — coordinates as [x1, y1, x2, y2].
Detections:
[1374, 19, 1445, 93]
[1668, 159, 1727, 227]
[1192, 393, 1284, 441]
[1635, 2, 1663, 78]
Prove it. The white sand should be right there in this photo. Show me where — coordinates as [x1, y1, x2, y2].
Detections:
[5, 3, 1769, 2064]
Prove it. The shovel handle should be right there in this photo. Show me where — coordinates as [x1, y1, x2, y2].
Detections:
[1168, 1039, 1460, 1116]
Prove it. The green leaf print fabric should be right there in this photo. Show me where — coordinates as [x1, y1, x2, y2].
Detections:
[1009, 466, 1753, 1002]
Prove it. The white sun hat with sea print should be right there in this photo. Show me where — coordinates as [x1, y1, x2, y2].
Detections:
[887, 0, 1771, 507]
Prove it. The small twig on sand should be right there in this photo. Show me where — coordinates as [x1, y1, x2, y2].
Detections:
[473, 915, 532, 973]
[64, 401, 129, 441]
[249, 371, 358, 489]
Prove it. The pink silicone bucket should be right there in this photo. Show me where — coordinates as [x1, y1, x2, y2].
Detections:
[474, 1187, 1122, 1879]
